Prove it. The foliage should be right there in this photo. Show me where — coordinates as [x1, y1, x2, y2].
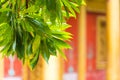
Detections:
[0, 0, 85, 69]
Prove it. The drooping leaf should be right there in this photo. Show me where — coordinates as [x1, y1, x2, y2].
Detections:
[56, 47, 67, 60]
[46, 38, 57, 56]
[29, 52, 39, 69]
[41, 39, 50, 63]
[32, 35, 41, 53]
[0, 8, 11, 12]
[53, 38, 71, 49]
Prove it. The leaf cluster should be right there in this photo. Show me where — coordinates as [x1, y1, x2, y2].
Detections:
[0, 0, 85, 69]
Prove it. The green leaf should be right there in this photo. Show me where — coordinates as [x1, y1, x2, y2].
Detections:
[24, 6, 38, 13]
[12, 40, 16, 52]
[27, 42, 33, 55]
[25, 16, 51, 35]
[0, 43, 11, 56]
[70, 2, 80, 13]
[52, 31, 72, 40]
[41, 39, 50, 63]
[35, 0, 45, 7]
[0, 23, 8, 30]
[56, 47, 67, 60]
[62, 0, 76, 17]
[32, 35, 40, 53]
[53, 38, 71, 49]
[0, 13, 8, 24]
[46, 39, 57, 56]
[29, 52, 39, 69]
[21, 20, 34, 32]
[0, 8, 11, 12]
[16, 44, 25, 59]
[15, 31, 25, 59]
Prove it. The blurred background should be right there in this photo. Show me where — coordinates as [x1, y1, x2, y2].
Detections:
[0, 0, 120, 80]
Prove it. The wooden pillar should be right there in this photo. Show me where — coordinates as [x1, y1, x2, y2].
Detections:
[0, 54, 4, 80]
[23, 57, 44, 80]
[22, 65, 29, 80]
[44, 55, 63, 80]
[22, 55, 62, 80]
[107, 0, 120, 80]
[78, 5, 87, 80]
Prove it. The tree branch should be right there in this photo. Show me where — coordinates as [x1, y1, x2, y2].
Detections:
[26, 0, 29, 9]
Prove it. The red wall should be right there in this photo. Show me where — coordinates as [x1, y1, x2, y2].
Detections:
[4, 56, 22, 77]
[64, 15, 79, 73]
[86, 12, 106, 80]
[86, 12, 97, 72]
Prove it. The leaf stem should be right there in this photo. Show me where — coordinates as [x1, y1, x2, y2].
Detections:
[26, 0, 29, 9]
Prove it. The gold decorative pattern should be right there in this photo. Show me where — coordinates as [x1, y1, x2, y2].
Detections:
[96, 16, 107, 70]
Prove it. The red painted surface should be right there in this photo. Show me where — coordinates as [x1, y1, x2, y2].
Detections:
[86, 12, 106, 80]
[4, 56, 22, 77]
[64, 14, 79, 73]
[86, 12, 97, 72]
